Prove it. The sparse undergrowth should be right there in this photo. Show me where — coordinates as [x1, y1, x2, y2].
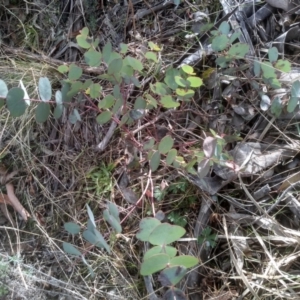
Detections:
[1, 1, 300, 300]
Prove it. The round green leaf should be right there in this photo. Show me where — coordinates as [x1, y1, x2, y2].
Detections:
[120, 43, 128, 54]
[143, 138, 155, 151]
[64, 222, 81, 235]
[54, 105, 63, 119]
[76, 35, 91, 49]
[151, 82, 169, 96]
[160, 95, 179, 108]
[57, 65, 69, 74]
[212, 35, 229, 52]
[68, 64, 83, 81]
[0, 79, 8, 97]
[169, 255, 199, 268]
[166, 149, 177, 165]
[89, 83, 102, 99]
[124, 56, 143, 71]
[69, 108, 81, 124]
[134, 97, 146, 109]
[158, 266, 187, 286]
[261, 62, 276, 79]
[84, 50, 102, 67]
[99, 94, 115, 109]
[268, 47, 278, 63]
[129, 109, 144, 120]
[140, 253, 169, 276]
[149, 223, 186, 245]
[174, 76, 187, 87]
[63, 242, 81, 257]
[158, 135, 174, 154]
[219, 21, 230, 35]
[108, 58, 123, 75]
[6, 87, 26, 117]
[145, 51, 158, 62]
[228, 43, 249, 58]
[181, 65, 195, 75]
[136, 217, 161, 241]
[253, 60, 261, 76]
[144, 246, 177, 260]
[38, 77, 52, 101]
[176, 88, 194, 99]
[80, 27, 89, 37]
[96, 111, 112, 124]
[275, 59, 291, 73]
[150, 151, 161, 172]
[107, 201, 120, 222]
[187, 76, 203, 88]
[35, 102, 50, 123]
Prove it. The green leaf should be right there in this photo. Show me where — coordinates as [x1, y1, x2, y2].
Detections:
[57, 65, 69, 74]
[89, 83, 102, 98]
[150, 151, 161, 172]
[287, 96, 299, 113]
[187, 76, 203, 88]
[6, 87, 26, 117]
[38, 77, 52, 101]
[176, 88, 194, 99]
[103, 209, 122, 233]
[0, 79, 8, 97]
[140, 253, 169, 276]
[69, 108, 81, 124]
[219, 21, 230, 35]
[261, 62, 276, 79]
[136, 217, 161, 241]
[158, 136, 174, 154]
[124, 56, 143, 71]
[143, 138, 155, 150]
[291, 80, 300, 97]
[268, 47, 278, 63]
[35, 102, 50, 123]
[228, 43, 249, 58]
[80, 27, 89, 37]
[149, 223, 186, 245]
[145, 94, 158, 108]
[166, 149, 177, 165]
[212, 35, 229, 51]
[103, 42, 113, 64]
[63, 242, 81, 257]
[275, 59, 291, 73]
[270, 96, 282, 117]
[86, 204, 96, 227]
[61, 82, 71, 103]
[76, 31, 91, 49]
[253, 60, 261, 76]
[84, 50, 102, 67]
[134, 97, 146, 109]
[181, 65, 195, 75]
[216, 56, 230, 68]
[144, 246, 177, 260]
[82, 229, 110, 253]
[161, 95, 180, 108]
[99, 95, 115, 109]
[54, 91, 63, 119]
[175, 76, 187, 87]
[169, 255, 199, 268]
[107, 201, 120, 223]
[229, 31, 240, 44]
[145, 51, 158, 62]
[108, 58, 123, 75]
[96, 111, 112, 124]
[68, 64, 83, 81]
[159, 266, 187, 286]
[64, 222, 81, 235]
[119, 43, 128, 54]
[151, 82, 169, 96]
